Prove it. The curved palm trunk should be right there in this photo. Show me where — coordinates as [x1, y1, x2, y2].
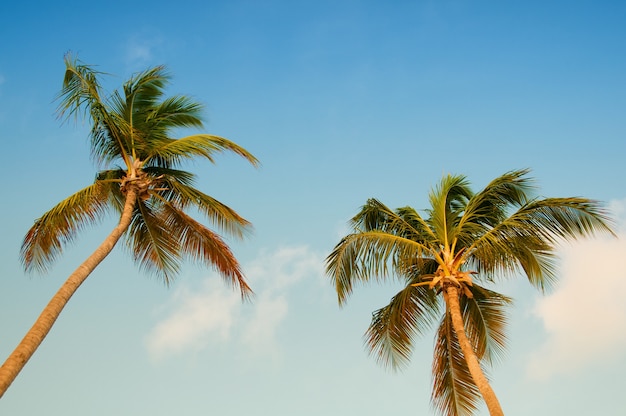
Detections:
[0, 189, 137, 398]
[445, 285, 504, 416]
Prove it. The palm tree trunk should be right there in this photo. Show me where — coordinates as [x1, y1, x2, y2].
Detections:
[445, 285, 504, 416]
[0, 190, 138, 399]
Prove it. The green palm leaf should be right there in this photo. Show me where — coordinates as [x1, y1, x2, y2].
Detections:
[432, 313, 481, 416]
[161, 203, 252, 299]
[21, 182, 112, 272]
[366, 283, 440, 369]
[127, 200, 181, 282]
[147, 134, 260, 168]
[461, 285, 511, 365]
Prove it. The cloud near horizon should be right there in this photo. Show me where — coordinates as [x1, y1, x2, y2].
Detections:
[527, 198, 626, 380]
[145, 245, 325, 362]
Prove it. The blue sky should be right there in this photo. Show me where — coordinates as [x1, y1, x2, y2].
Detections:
[1, 1, 625, 415]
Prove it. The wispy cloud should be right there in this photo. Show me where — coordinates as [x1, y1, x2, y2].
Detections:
[123, 33, 164, 70]
[145, 245, 325, 362]
[527, 198, 626, 380]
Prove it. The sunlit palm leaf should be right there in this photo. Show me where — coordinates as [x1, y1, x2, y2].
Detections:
[326, 231, 430, 305]
[161, 203, 252, 299]
[147, 134, 260, 168]
[159, 177, 252, 239]
[21, 182, 111, 272]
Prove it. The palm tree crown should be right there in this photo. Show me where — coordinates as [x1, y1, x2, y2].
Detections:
[326, 169, 614, 416]
[21, 55, 259, 294]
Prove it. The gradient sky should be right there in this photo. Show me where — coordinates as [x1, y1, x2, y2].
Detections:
[1, 1, 625, 415]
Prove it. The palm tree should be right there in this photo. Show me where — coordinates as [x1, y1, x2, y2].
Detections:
[326, 169, 614, 416]
[0, 55, 259, 398]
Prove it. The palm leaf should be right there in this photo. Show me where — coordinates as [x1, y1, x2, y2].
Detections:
[58, 55, 131, 168]
[146, 134, 260, 168]
[432, 313, 481, 416]
[126, 200, 181, 283]
[469, 196, 614, 290]
[365, 283, 440, 369]
[21, 182, 112, 272]
[158, 176, 253, 239]
[326, 231, 431, 305]
[161, 202, 252, 299]
[461, 285, 511, 365]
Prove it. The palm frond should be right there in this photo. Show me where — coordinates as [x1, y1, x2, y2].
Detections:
[161, 203, 252, 299]
[122, 65, 169, 114]
[56, 54, 106, 122]
[21, 182, 112, 272]
[454, 169, 533, 249]
[470, 196, 614, 290]
[432, 313, 481, 416]
[515, 197, 615, 242]
[157, 176, 253, 239]
[146, 134, 260, 169]
[352, 199, 436, 244]
[126, 201, 181, 283]
[148, 95, 205, 131]
[58, 54, 130, 168]
[461, 285, 511, 365]
[326, 231, 431, 305]
[427, 174, 473, 248]
[365, 283, 440, 370]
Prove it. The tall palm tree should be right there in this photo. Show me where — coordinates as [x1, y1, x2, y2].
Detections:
[326, 169, 614, 416]
[0, 55, 259, 398]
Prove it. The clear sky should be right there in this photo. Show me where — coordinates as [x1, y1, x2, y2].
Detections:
[1, 1, 625, 415]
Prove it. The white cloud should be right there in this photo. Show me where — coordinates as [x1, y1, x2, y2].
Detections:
[145, 245, 325, 362]
[145, 279, 241, 361]
[527, 198, 626, 379]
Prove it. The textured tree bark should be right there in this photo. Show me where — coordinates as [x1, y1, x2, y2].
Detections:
[445, 285, 505, 416]
[0, 189, 137, 399]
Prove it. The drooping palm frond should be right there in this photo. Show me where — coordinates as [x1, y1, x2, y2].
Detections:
[161, 177, 252, 239]
[432, 314, 481, 416]
[461, 285, 511, 365]
[161, 203, 252, 299]
[21, 182, 113, 272]
[365, 283, 440, 369]
[127, 200, 181, 282]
